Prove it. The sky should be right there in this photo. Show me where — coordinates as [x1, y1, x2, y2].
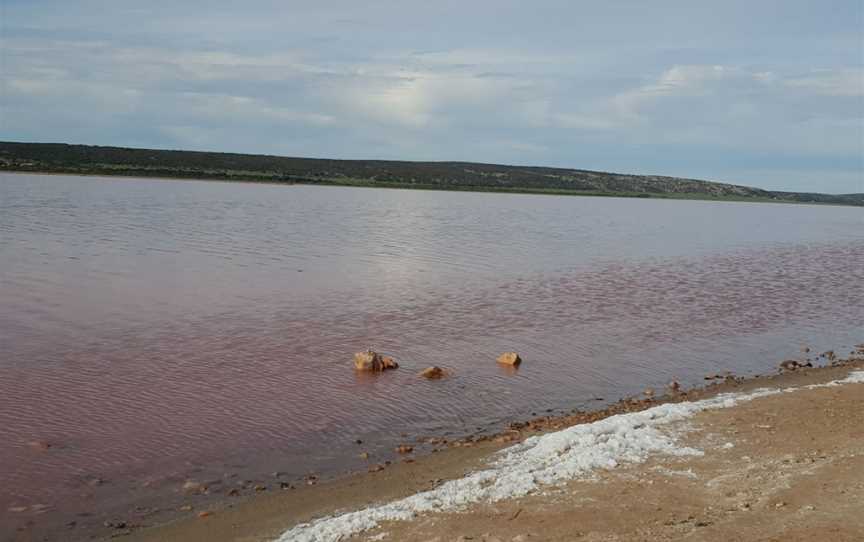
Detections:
[1, 0, 862, 193]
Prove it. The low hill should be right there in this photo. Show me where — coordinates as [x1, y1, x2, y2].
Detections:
[1, 142, 861, 205]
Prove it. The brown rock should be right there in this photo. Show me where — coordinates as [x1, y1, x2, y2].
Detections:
[396, 444, 414, 454]
[668, 381, 681, 392]
[353, 350, 399, 372]
[420, 366, 446, 379]
[28, 440, 53, 451]
[643, 388, 655, 397]
[182, 480, 207, 495]
[497, 352, 522, 366]
[779, 360, 801, 371]
[197, 511, 211, 519]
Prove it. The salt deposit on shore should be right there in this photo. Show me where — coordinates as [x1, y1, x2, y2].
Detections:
[278, 371, 864, 542]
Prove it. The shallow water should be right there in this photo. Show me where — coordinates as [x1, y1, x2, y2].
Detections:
[1, 173, 862, 537]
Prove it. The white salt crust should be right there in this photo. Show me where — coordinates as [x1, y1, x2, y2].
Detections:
[278, 370, 864, 542]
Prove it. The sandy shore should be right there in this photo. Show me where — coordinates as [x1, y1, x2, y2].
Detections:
[114, 353, 864, 542]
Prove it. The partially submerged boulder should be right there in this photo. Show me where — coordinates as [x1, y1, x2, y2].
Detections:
[420, 366, 446, 379]
[496, 352, 522, 367]
[353, 350, 399, 372]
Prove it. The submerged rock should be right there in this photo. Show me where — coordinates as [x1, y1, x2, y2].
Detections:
[353, 350, 399, 372]
[420, 366, 446, 379]
[496, 352, 522, 367]
[27, 440, 54, 452]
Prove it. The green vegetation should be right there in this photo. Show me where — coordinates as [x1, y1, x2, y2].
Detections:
[1, 141, 861, 206]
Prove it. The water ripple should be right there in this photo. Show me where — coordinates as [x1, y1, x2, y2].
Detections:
[1, 173, 862, 533]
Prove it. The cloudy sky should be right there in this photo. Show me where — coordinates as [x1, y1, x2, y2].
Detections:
[1, 0, 862, 192]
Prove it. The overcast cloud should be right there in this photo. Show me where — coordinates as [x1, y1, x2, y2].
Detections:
[1, 0, 862, 192]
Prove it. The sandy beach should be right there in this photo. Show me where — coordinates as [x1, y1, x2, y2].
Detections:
[106, 352, 864, 542]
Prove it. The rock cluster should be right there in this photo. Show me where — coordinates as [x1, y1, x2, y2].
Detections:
[779, 360, 812, 372]
[353, 350, 522, 376]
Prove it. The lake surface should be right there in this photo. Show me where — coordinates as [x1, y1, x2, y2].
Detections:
[1, 172, 862, 538]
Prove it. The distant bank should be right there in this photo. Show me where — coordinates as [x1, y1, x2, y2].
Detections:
[2, 141, 862, 206]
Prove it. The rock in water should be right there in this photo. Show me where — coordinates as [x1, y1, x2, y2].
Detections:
[353, 350, 399, 372]
[420, 366, 446, 379]
[353, 350, 378, 371]
[182, 480, 207, 495]
[496, 352, 522, 367]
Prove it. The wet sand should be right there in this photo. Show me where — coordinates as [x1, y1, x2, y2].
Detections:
[104, 354, 864, 542]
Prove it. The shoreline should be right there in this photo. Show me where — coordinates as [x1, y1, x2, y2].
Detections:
[2, 169, 854, 207]
[114, 351, 864, 542]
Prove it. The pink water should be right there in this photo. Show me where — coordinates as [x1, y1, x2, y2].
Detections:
[1, 173, 862, 539]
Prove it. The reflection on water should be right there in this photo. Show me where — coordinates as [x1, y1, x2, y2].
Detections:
[1, 173, 862, 537]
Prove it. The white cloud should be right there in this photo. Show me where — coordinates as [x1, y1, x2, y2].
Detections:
[179, 93, 336, 126]
[338, 75, 433, 127]
[332, 70, 520, 128]
[611, 65, 746, 119]
[784, 68, 864, 96]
